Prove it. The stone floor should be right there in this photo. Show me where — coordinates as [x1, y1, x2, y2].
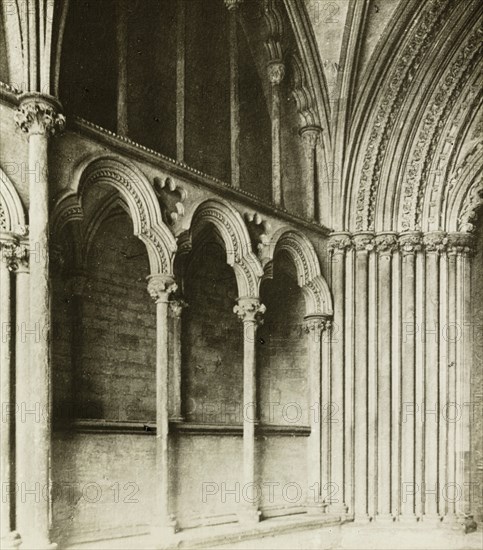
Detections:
[64, 518, 483, 550]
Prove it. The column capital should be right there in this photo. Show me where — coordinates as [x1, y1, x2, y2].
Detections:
[0, 240, 29, 272]
[147, 274, 177, 303]
[303, 314, 332, 335]
[352, 232, 375, 252]
[398, 231, 423, 255]
[300, 125, 322, 151]
[267, 62, 285, 85]
[447, 232, 475, 256]
[15, 93, 65, 136]
[224, 0, 243, 10]
[234, 298, 266, 324]
[374, 232, 398, 256]
[328, 232, 352, 254]
[169, 299, 188, 318]
[423, 231, 448, 253]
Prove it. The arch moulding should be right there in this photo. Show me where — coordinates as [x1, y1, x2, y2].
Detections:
[267, 227, 333, 316]
[189, 199, 263, 299]
[51, 156, 177, 275]
[0, 166, 26, 238]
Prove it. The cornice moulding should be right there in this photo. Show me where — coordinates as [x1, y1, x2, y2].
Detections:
[70, 117, 332, 237]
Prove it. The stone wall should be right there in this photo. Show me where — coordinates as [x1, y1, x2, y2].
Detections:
[181, 234, 243, 423]
[79, 212, 156, 421]
[471, 225, 483, 522]
[51, 211, 158, 539]
[258, 262, 309, 427]
[52, 434, 155, 544]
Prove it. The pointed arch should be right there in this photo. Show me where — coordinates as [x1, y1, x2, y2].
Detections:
[266, 228, 332, 316]
[189, 199, 263, 298]
[51, 156, 177, 275]
[82, 192, 130, 265]
[345, 0, 456, 232]
[0, 166, 26, 235]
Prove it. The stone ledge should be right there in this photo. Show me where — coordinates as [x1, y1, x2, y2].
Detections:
[65, 420, 311, 437]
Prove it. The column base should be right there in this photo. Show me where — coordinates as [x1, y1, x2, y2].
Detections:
[419, 514, 443, 527]
[441, 514, 477, 533]
[0, 532, 21, 550]
[237, 508, 261, 524]
[327, 503, 348, 516]
[352, 514, 371, 525]
[373, 514, 395, 524]
[396, 514, 419, 524]
[305, 502, 328, 515]
[150, 517, 178, 542]
[18, 537, 56, 550]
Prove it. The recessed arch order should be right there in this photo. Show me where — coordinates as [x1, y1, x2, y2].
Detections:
[51, 155, 177, 275]
[266, 228, 333, 317]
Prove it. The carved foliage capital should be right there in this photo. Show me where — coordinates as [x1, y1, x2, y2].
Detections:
[447, 233, 475, 256]
[15, 96, 65, 136]
[328, 233, 352, 255]
[300, 126, 322, 151]
[398, 232, 423, 255]
[423, 232, 448, 253]
[147, 274, 178, 302]
[268, 62, 285, 85]
[375, 233, 398, 255]
[303, 315, 331, 336]
[353, 232, 375, 252]
[234, 298, 266, 324]
[0, 241, 29, 271]
[169, 299, 188, 318]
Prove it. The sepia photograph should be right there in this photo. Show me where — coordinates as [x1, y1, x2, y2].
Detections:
[0, 0, 482, 548]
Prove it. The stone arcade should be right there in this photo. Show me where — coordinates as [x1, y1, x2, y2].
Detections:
[0, 0, 482, 549]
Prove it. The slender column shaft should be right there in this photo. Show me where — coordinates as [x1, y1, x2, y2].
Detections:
[229, 7, 240, 187]
[438, 251, 448, 517]
[234, 298, 265, 523]
[375, 234, 398, 519]
[368, 249, 377, 519]
[321, 321, 331, 504]
[353, 233, 373, 520]
[344, 246, 355, 515]
[268, 63, 284, 207]
[391, 248, 401, 518]
[147, 275, 178, 535]
[14, 256, 30, 541]
[453, 235, 474, 528]
[157, 299, 170, 522]
[29, 132, 51, 548]
[244, 321, 257, 499]
[169, 300, 186, 421]
[15, 94, 64, 549]
[0, 247, 13, 541]
[28, 0, 38, 90]
[176, 0, 185, 161]
[116, 0, 128, 136]
[415, 250, 425, 519]
[300, 128, 321, 221]
[446, 249, 457, 518]
[423, 234, 446, 518]
[304, 316, 328, 511]
[305, 318, 323, 504]
[399, 233, 421, 521]
[328, 233, 351, 514]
